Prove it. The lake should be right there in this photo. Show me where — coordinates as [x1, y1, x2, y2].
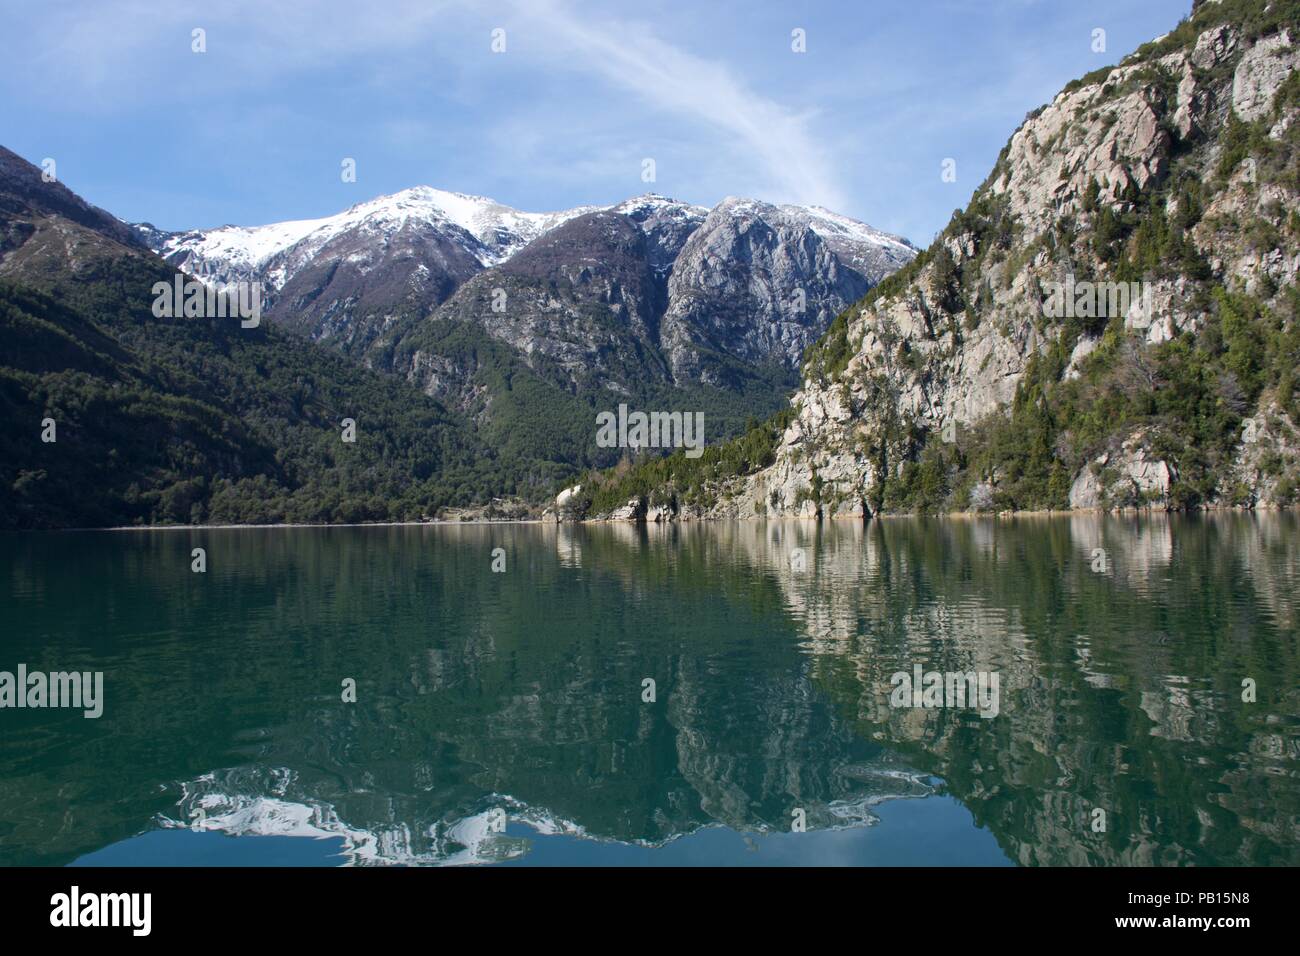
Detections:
[1, 514, 1297, 866]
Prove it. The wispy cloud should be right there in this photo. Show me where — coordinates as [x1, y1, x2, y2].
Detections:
[504, 0, 846, 209]
[1, 0, 1194, 238]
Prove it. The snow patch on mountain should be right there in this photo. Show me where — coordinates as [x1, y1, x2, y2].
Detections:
[137, 188, 913, 295]
[145, 187, 602, 291]
[782, 203, 917, 269]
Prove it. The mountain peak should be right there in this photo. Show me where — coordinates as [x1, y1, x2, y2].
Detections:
[135, 185, 912, 293]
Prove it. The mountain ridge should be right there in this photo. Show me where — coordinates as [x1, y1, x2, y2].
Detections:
[134, 187, 912, 283]
[132, 183, 917, 470]
[0, 144, 918, 528]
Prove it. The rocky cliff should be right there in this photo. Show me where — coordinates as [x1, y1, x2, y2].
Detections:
[613, 0, 1300, 520]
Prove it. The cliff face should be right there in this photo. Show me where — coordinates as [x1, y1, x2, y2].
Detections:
[397, 210, 671, 407]
[385, 197, 913, 419]
[666, 0, 1300, 520]
[658, 198, 880, 384]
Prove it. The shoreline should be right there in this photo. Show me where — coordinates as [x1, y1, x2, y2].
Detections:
[47, 518, 549, 533]
[7, 502, 1296, 533]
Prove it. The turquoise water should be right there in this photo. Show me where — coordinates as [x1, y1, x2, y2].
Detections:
[2, 515, 1297, 866]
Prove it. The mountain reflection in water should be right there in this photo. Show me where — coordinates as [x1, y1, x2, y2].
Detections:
[1, 514, 1297, 866]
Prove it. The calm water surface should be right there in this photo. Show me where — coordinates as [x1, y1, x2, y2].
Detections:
[1, 514, 1297, 866]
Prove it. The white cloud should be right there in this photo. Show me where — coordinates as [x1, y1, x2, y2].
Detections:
[6, 0, 460, 105]
[504, 0, 846, 209]
[7, 0, 845, 209]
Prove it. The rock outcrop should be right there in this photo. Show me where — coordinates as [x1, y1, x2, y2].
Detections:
[637, 1, 1299, 519]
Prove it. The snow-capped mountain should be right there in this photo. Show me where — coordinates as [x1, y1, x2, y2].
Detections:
[135, 188, 912, 298]
[778, 203, 917, 280]
[388, 193, 919, 435]
[138, 186, 603, 293]
[609, 194, 710, 270]
[134, 188, 917, 454]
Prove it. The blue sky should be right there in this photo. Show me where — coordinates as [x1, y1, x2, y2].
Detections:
[2, 0, 1192, 244]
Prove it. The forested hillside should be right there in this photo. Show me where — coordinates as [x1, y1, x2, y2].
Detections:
[0, 148, 558, 529]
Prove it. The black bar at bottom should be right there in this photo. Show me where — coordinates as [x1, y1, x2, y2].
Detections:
[0, 865, 1284, 941]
